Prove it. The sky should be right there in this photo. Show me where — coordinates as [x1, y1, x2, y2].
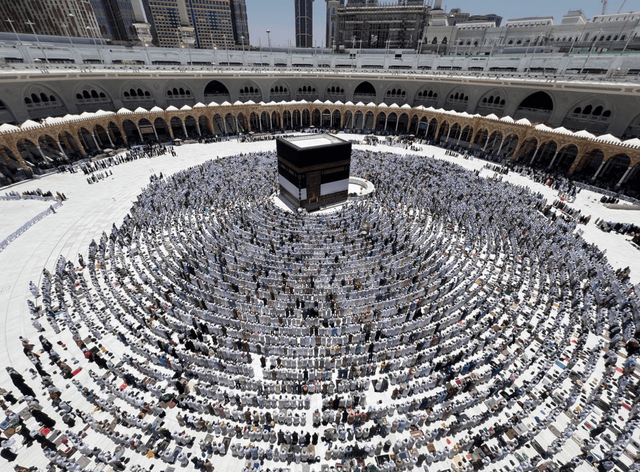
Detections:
[245, 0, 640, 48]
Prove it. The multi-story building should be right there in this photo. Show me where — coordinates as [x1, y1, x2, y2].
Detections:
[0, 0, 102, 39]
[330, 0, 429, 50]
[142, 0, 234, 49]
[295, 0, 314, 48]
[230, 0, 249, 46]
[424, 9, 640, 56]
[325, 0, 344, 48]
[90, 0, 139, 43]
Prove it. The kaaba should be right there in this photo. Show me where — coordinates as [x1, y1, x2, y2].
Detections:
[276, 135, 352, 212]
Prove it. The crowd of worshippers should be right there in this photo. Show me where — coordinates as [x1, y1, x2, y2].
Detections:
[550, 200, 592, 225]
[596, 220, 640, 249]
[2, 148, 640, 472]
[78, 144, 178, 185]
[1, 188, 67, 200]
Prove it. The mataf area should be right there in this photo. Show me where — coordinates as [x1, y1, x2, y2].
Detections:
[1, 138, 640, 472]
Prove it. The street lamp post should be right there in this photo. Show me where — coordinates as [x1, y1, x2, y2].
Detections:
[6, 18, 21, 45]
[224, 35, 230, 66]
[25, 21, 49, 63]
[61, 23, 73, 46]
[87, 26, 97, 46]
[241, 35, 245, 66]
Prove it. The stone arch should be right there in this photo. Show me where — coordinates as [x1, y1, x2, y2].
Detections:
[383, 85, 408, 105]
[212, 113, 226, 134]
[396, 113, 409, 134]
[471, 128, 489, 149]
[37, 134, 64, 164]
[270, 111, 281, 130]
[532, 140, 558, 167]
[121, 119, 140, 143]
[0, 99, 17, 125]
[204, 80, 231, 102]
[291, 109, 302, 128]
[499, 133, 519, 158]
[320, 108, 333, 129]
[121, 82, 155, 108]
[22, 84, 67, 120]
[436, 120, 450, 140]
[153, 116, 173, 142]
[599, 153, 631, 186]
[409, 114, 419, 134]
[239, 81, 262, 101]
[363, 111, 375, 130]
[414, 86, 439, 107]
[165, 82, 195, 106]
[170, 116, 185, 139]
[325, 83, 346, 101]
[107, 121, 125, 146]
[515, 137, 538, 162]
[459, 124, 474, 146]
[312, 109, 322, 128]
[77, 127, 98, 152]
[302, 109, 311, 127]
[483, 130, 505, 156]
[16, 138, 43, 166]
[353, 81, 377, 101]
[515, 91, 554, 123]
[282, 110, 293, 129]
[297, 82, 319, 101]
[622, 112, 640, 139]
[269, 81, 291, 101]
[184, 115, 199, 138]
[553, 144, 580, 172]
[0, 145, 23, 183]
[73, 83, 114, 113]
[563, 97, 614, 134]
[443, 87, 470, 112]
[198, 114, 212, 136]
[137, 118, 157, 143]
[236, 113, 248, 133]
[426, 117, 438, 140]
[475, 89, 507, 116]
[249, 112, 261, 132]
[260, 111, 271, 131]
[331, 110, 342, 129]
[375, 111, 387, 132]
[353, 110, 364, 129]
[58, 131, 82, 158]
[93, 124, 113, 148]
[384, 112, 399, 132]
[572, 148, 605, 177]
[448, 123, 462, 141]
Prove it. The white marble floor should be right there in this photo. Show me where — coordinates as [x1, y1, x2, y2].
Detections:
[0, 137, 639, 472]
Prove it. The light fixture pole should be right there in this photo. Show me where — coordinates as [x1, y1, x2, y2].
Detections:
[86, 26, 97, 46]
[61, 23, 73, 46]
[224, 34, 230, 66]
[26, 20, 49, 63]
[6, 18, 21, 45]
[241, 36, 246, 66]
[266, 29, 271, 52]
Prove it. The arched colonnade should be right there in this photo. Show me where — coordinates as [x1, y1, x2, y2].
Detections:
[1, 103, 639, 188]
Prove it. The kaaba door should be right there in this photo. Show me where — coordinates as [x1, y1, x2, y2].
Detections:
[307, 171, 321, 203]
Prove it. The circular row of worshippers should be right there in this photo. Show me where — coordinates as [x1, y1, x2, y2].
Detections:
[4, 148, 639, 472]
